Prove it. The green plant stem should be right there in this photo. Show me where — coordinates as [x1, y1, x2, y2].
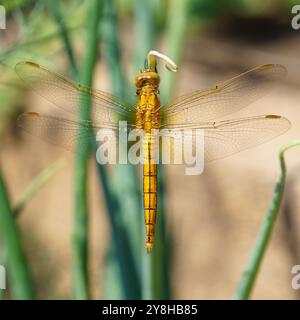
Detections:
[160, 0, 191, 103]
[96, 163, 141, 299]
[144, 0, 191, 300]
[0, 170, 34, 299]
[133, 0, 157, 300]
[0, 159, 64, 300]
[50, 0, 78, 79]
[133, 0, 155, 70]
[73, 0, 102, 300]
[100, 0, 141, 299]
[234, 139, 300, 300]
[133, 0, 190, 300]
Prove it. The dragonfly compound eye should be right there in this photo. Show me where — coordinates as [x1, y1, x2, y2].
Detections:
[134, 71, 160, 88]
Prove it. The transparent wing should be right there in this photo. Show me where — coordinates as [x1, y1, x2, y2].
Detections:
[162, 115, 290, 162]
[17, 112, 119, 154]
[15, 61, 135, 125]
[161, 64, 287, 126]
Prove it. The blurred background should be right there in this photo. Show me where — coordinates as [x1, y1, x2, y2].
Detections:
[0, 0, 300, 300]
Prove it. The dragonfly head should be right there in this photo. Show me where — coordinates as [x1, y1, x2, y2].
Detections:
[134, 51, 177, 90]
[134, 69, 160, 89]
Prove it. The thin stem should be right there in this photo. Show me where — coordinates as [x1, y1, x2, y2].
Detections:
[99, 0, 141, 300]
[0, 170, 34, 299]
[133, 0, 156, 300]
[95, 161, 142, 299]
[145, 0, 191, 300]
[234, 139, 300, 300]
[0, 159, 64, 300]
[133, 0, 155, 70]
[50, 0, 78, 79]
[160, 0, 191, 103]
[73, 0, 102, 300]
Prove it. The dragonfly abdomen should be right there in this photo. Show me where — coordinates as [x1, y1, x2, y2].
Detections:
[143, 132, 158, 253]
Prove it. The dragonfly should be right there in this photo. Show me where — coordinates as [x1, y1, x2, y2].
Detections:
[15, 50, 291, 253]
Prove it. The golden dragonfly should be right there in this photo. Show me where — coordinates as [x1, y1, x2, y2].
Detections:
[16, 51, 290, 253]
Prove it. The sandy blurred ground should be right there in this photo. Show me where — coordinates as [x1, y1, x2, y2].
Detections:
[168, 29, 300, 299]
[1, 25, 300, 299]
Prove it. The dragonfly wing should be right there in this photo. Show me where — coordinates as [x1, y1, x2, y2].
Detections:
[15, 61, 135, 125]
[162, 115, 290, 162]
[161, 64, 287, 125]
[17, 112, 120, 154]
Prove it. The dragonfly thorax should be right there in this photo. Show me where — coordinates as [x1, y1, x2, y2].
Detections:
[136, 90, 160, 131]
[135, 69, 160, 130]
